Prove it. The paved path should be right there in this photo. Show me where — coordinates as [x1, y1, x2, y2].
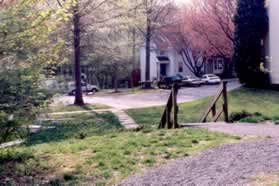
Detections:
[110, 109, 139, 130]
[54, 80, 241, 109]
[0, 140, 25, 149]
[183, 122, 279, 138]
[49, 109, 139, 130]
[120, 123, 279, 186]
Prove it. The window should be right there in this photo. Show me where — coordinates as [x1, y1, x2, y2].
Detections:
[214, 60, 218, 70]
[178, 62, 183, 73]
[217, 58, 224, 70]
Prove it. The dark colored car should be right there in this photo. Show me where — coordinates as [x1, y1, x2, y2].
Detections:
[158, 75, 183, 89]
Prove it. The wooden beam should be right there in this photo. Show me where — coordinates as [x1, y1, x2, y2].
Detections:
[172, 84, 179, 129]
[222, 81, 229, 122]
[159, 92, 173, 129]
[213, 107, 224, 122]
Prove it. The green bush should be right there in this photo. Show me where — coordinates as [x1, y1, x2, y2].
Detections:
[0, 69, 52, 143]
[229, 110, 270, 123]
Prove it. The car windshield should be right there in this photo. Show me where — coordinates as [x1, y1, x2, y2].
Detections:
[208, 75, 217, 78]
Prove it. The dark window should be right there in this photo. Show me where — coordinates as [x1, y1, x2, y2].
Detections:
[217, 58, 224, 70]
[178, 62, 183, 73]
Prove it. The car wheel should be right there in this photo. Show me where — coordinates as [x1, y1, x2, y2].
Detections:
[91, 88, 97, 93]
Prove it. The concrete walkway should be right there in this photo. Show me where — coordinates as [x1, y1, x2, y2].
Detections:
[49, 109, 139, 130]
[0, 140, 25, 149]
[110, 109, 139, 130]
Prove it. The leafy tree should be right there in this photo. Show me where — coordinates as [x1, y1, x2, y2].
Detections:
[0, 0, 69, 142]
[180, 0, 236, 58]
[0, 69, 51, 143]
[233, 0, 268, 87]
[136, 0, 176, 88]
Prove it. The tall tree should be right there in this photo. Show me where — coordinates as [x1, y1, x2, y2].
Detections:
[137, 0, 176, 88]
[57, 0, 141, 102]
[233, 0, 268, 87]
[72, 2, 84, 105]
[180, 0, 236, 58]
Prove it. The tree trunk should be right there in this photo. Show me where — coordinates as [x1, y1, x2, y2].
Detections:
[131, 27, 136, 88]
[113, 66, 119, 93]
[131, 2, 137, 88]
[73, 3, 84, 106]
[144, 15, 152, 89]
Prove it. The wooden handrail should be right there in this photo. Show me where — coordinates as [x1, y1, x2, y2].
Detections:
[200, 81, 229, 123]
[159, 83, 180, 129]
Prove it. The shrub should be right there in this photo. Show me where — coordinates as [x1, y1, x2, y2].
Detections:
[229, 110, 252, 122]
[0, 69, 52, 143]
[229, 110, 270, 123]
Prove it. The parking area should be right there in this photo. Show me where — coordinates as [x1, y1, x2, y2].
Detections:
[54, 80, 241, 109]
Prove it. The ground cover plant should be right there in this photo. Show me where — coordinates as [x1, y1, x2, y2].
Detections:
[0, 111, 237, 185]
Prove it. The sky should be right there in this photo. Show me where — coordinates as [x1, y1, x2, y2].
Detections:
[175, 0, 192, 6]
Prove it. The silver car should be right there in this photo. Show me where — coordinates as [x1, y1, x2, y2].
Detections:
[68, 82, 99, 95]
[201, 74, 221, 85]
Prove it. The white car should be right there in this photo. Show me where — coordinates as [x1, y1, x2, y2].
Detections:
[182, 76, 203, 87]
[68, 82, 99, 95]
[201, 74, 221, 85]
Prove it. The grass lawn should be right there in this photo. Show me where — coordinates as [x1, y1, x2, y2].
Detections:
[0, 112, 238, 185]
[47, 104, 111, 113]
[127, 87, 279, 127]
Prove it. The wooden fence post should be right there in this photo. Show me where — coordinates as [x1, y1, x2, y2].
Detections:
[172, 84, 178, 129]
[222, 81, 229, 122]
[159, 83, 179, 129]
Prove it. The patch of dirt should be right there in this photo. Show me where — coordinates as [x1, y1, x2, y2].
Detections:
[248, 172, 279, 186]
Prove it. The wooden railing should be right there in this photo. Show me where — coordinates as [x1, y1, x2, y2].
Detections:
[200, 81, 229, 123]
[159, 83, 180, 129]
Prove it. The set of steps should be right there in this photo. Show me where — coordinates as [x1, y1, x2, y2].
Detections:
[111, 109, 139, 130]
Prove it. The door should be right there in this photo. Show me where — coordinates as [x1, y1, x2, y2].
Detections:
[160, 64, 167, 76]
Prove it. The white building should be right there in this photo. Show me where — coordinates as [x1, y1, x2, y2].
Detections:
[268, 0, 279, 85]
[140, 40, 194, 82]
[140, 35, 231, 82]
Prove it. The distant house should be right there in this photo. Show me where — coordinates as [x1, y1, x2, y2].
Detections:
[205, 56, 235, 78]
[140, 34, 234, 82]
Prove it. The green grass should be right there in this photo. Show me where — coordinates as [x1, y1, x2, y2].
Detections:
[0, 112, 237, 185]
[47, 104, 110, 113]
[128, 87, 279, 127]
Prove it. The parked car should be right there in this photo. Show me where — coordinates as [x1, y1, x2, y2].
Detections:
[201, 74, 221, 84]
[158, 75, 183, 89]
[181, 76, 203, 87]
[68, 82, 99, 95]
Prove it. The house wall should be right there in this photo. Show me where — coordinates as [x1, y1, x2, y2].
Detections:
[140, 47, 196, 82]
[175, 52, 195, 77]
[269, 0, 279, 84]
[140, 47, 160, 82]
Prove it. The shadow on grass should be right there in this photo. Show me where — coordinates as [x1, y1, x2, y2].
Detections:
[25, 112, 122, 146]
